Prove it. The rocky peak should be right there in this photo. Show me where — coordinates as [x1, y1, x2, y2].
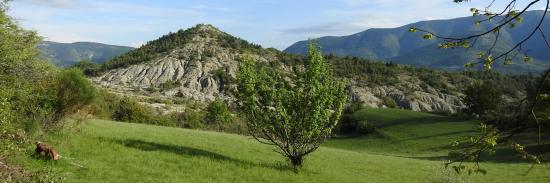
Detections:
[193, 24, 220, 33]
[94, 24, 276, 104]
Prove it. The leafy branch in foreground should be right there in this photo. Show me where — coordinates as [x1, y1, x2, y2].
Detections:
[236, 43, 347, 171]
[410, 0, 549, 70]
[411, 0, 550, 174]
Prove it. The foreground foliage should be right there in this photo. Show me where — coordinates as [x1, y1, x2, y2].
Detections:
[0, 1, 97, 181]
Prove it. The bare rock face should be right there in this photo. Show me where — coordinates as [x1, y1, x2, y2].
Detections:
[348, 83, 465, 113]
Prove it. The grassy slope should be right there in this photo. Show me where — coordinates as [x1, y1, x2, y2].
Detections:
[325, 108, 479, 157]
[12, 109, 550, 183]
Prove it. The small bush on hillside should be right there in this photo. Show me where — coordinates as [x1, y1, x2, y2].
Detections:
[112, 97, 176, 126]
[89, 90, 120, 119]
[54, 68, 97, 127]
[175, 110, 205, 129]
[113, 97, 149, 123]
[382, 97, 397, 108]
[205, 98, 232, 125]
[160, 80, 181, 91]
[71, 60, 101, 77]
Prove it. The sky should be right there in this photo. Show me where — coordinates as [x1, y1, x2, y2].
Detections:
[6, 0, 547, 50]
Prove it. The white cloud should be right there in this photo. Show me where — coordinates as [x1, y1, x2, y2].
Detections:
[89, 1, 205, 18]
[129, 41, 145, 48]
[18, 0, 75, 8]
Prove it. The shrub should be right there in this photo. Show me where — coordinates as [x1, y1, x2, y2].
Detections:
[175, 110, 204, 129]
[89, 90, 120, 119]
[382, 96, 397, 108]
[463, 81, 503, 117]
[159, 80, 181, 91]
[338, 100, 364, 134]
[71, 60, 101, 76]
[113, 97, 149, 123]
[205, 98, 232, 125]
[54, 68, 97, 123]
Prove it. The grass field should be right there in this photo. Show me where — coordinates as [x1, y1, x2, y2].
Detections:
[11, 108, 550, 182]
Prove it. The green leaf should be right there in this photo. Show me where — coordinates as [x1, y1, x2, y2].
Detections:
[483, 55, 494, 70]
[504, 58, 514, 65]
[423, 33, 434, 40]
[477, 51, 485, 58]
[464, 61, 475, 68]
[515, 16, 524, 23]
[523, 56, 532, 63]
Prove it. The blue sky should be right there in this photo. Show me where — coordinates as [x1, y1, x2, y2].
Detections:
[7, 0, 546, 49]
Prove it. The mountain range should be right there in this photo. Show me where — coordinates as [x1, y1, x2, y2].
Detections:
[39, 41, 134, 66]
[285, 10, 550, 73]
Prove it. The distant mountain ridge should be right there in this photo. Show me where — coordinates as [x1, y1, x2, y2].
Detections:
[285, 10, 550, 73]
[39, 41, 134, 66]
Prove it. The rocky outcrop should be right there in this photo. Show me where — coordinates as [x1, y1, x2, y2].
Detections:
[93, 24, 466, 114]
[348, 85, 465, 113]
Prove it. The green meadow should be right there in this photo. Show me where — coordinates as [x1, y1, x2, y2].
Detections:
[12, 108, 550, 182]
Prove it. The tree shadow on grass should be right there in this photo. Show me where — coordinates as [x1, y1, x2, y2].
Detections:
[409, 143, 550, 164]
[400, 130, 476, 142]
[373, 116, 467, 129]
[104, 138, 293, 172]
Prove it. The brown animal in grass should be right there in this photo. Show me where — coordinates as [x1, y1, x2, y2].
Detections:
[35, 142, 59, 161]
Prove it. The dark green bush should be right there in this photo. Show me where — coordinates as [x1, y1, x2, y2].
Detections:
[174, 110, 205, 129]
[337, 100, 365, 134]
[113, 97, 149, 123]
[71, 60, 101, 76]
[205, 98, 232, 125]
[382, 97, 397, 108]
[55, 68, 97, 122]
[463, 81, 503, 117]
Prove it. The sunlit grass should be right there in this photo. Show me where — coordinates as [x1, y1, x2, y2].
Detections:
[11, 109, 550, 182]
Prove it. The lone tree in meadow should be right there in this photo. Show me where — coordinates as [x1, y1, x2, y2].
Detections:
[410, 0, 550, 174]
[236, 43, 347, 170]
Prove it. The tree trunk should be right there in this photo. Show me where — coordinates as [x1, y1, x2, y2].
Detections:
[289, 155, 303, 172]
